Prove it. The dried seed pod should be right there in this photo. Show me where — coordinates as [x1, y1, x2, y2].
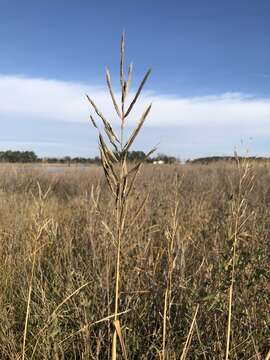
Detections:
[124, 69, 151, 118]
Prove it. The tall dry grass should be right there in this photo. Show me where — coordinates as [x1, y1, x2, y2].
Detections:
[86, 32, 155, 359]
[0, 161, 269, 358]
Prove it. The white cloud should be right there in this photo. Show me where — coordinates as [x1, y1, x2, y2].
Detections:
[0, 74, 270, 136]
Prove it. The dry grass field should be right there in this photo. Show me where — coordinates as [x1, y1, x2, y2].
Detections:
[0, 34, 269, 359]
[0, 161, 269, 359]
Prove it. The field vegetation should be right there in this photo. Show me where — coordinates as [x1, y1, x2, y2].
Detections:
[0, 34, 269, 359]
[0, 161, 269, 359]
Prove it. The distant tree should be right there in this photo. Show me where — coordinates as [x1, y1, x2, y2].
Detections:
[0, 150, 38, 163]
[47, 157, 59, 163]
[63, 156, 71, 166]
[21, 151, 38, 162]
[126, 151, 147, 162]
[93, 156, 101, 164]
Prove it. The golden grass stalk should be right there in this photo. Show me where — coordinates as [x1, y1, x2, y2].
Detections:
[162, 199, 179, 359]
[113, 320, 128, 360]
[22, 183, 51, 360]
[180, 305, 199, 360]
[86, 32, 154, 360]
[59, 309, 131, 346]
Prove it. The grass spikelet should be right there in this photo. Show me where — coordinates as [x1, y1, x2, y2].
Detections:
[124, 68, 152, 118]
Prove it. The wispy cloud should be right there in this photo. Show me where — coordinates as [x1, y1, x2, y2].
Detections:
[0, 74, 270, 133]
[0, 74, 270, 158]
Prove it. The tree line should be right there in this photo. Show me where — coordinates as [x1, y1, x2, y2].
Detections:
[0, 150, 178, 164]
[187, 156, 270, 164]
[0, 150, 38, 163]
[3, 151, 268, 165]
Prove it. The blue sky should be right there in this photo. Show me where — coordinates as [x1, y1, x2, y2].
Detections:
[0, 0, 270, 159]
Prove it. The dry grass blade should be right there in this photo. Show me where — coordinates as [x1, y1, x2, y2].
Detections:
[180, 305, 199, 360]
[99, 133, 119, 164]
[101, 220, 116, 244]
[125, 145, 157, 180]
[123, 104, 152, 153]
[122, 176, 128, 199]
[125, 163, 142, 198]
[122, 156, 128, 177]
[58, 310, 131, 346]
[113, 319, 128, 360]
[124, 68, 151, 118]
[37, 181, 51, 200]
[100, 162, 117, 196]
[195, 321, 207, 360]
[265, 350, 270, 360]
[86, 94, 108, 126]
[225, 284, 233, 360]
[112, 332, 117, 360]
[145, 146, 158, 158]
[162, 288, 169, 359]
[120, 32, 125, 88]
[122, 81, 127, 105]
[123, 145, 157, 187]
[126, 161, 141, 178]
[125, 63, 133, 97]
[99, 145, 118, 187]
[90, 115, 98, 129]
[124, 145, 157, 190]
[105, 128, 119, 153]
[53, 282, 90, 315]
[97, 158, 117, 197]
[22, 247, 37, 360]
[128, 194, 149, 228]
[22, 219, 49, 360]
[86, 94, 120, 144]
[106, 68, 121, 118]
